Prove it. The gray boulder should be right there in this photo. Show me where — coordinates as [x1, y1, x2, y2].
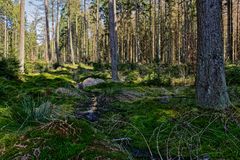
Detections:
[78, 78, 105, 89]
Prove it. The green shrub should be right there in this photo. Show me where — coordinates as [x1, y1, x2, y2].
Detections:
[141, 75, 171, 86]
[52, 62, 62, 70]
[0, 57, 19, 79]
[124, 70, 141, 82]
[138, 64, 154, 77]
[163, 64, 194, 78]
[225, 65, 240, 85]
[118, 63, 138, 71]
[92, 62, 104, 71]
[10, 96, 53, 124]
[25, 61, 48, 73]
[79, 71, 110, 81]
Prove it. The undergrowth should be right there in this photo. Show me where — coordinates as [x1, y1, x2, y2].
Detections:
[1, 63, 240, 159]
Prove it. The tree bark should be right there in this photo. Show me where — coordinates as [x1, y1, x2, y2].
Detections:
[196, 0, 230, 109]
[96, 0, 100, 63]
[55, 0, 61, 64]
[236, 0, 240, 60]
[226, 0, 233, 63]
[19, 0, 25, 73]
[83, 0, 87, 62]
[68, 0, 75, 65]
[51, 0, 55, 62]
[109, 0, 119, 80]
[44, 0, 52, 63]
[4, 16, 7, 58]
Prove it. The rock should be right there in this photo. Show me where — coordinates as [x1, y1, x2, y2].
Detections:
[75, 110, 98, 122]
[78, 78, 105, 89]
[199, 154, 210, 160]
[55, 88, 79, 97]
[116, 90, 145, 101]
[86, 111, 98, 122]
[159, 96, 171, 104]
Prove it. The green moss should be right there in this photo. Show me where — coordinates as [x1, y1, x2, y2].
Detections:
[1, 64, 240, 159]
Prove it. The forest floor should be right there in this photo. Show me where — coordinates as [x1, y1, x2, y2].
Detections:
[1, 62, 240, 159]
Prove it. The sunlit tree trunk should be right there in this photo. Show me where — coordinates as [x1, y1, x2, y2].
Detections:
[19, 0, 25, 73]
[4, 16, 7, 58]
[75, 12, 80, 63]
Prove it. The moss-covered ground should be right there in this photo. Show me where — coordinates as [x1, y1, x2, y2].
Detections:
[1, 63, 240, 159]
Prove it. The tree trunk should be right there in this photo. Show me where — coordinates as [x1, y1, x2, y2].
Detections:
[236, 0, 240, 60]
[109, 0, 119, 80]
[83, 0, 87, 62]
[19, 0, 25, 73]
[156, 0, 161, 64]
[4, 16, 7, 58]
[44, 0, 52, 63]
[68, 19, 75, 64]
[68, 0, 75, 65]
[96, 0, 100, 63]
[55, 0, 61, 64]
[75, 14, 80, 63]
[51, 0, 55, 62]
[226, 0, 233, 63]
[196, 0, 230, 109]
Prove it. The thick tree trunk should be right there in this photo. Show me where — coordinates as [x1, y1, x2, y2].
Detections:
[44, 0, 52, 63]
[109, 0, 119, 80]
[19, 0, 25, 73]
[196, 0, 230, 109]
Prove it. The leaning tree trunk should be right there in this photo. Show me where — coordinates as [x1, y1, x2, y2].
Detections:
[19, 0, 25, 73]
[196, 0, 230, 109]
[109, 0, 119, 81]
